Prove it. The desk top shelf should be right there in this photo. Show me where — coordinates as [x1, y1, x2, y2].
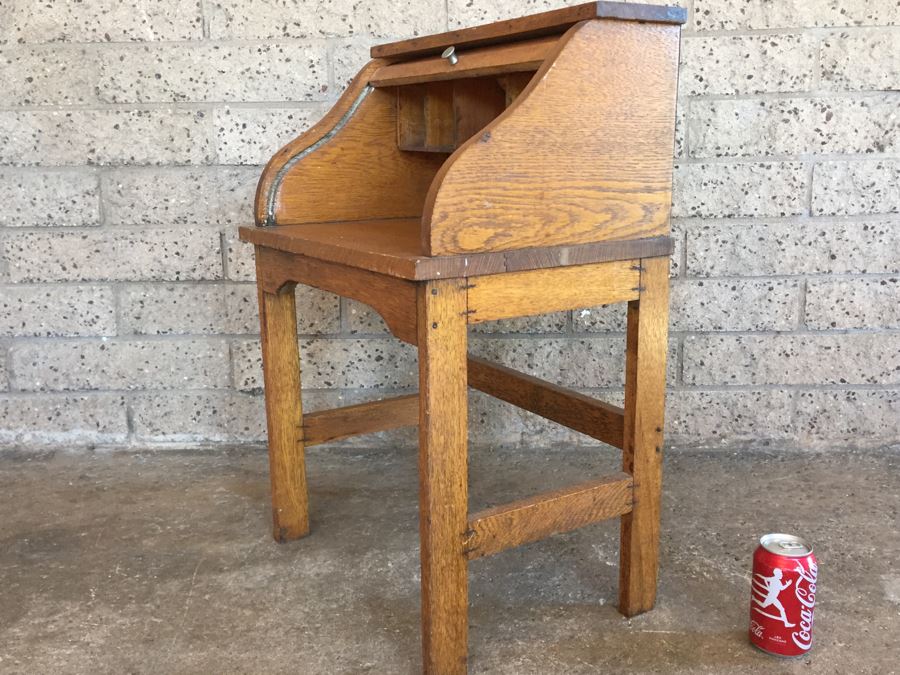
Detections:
[239, 219, 671, 280]
[372, 1, 686, 60]
[242, 1, 684, 274]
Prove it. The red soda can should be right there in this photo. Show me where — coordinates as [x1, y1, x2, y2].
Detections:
[749, 533, 818, 657]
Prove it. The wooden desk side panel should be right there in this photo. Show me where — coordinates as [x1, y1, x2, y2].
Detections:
[253, 60, 445, 226]
[422, 19, 681, 256]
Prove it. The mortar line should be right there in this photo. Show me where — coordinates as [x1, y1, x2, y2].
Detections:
[797, 277, 809, 330]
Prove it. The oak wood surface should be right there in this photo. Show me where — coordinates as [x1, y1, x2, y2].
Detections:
[422, 19, 681, 255]
[619, 256, 670, 616]
[257, 284, 309, 542]
[240, 221, 673, 281]
[417, 279, 470, 674]
[301, 395, 419, 447]
[255, 246, 418, 345]
[467, 356, 625, 449]
[465, 472, 634, 560]
[397, 78, 510, 153]
[466, 259, 641, 323]
[372, 1, 686, 59]
[370, 37, 554, 87]
[255, 60, 444, 227]
[497, 72, 535, 106]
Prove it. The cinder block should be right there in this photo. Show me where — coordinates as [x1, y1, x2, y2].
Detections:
[674, 104, 686, 158]
[119, 282, 340, 335]
[214, 107, 319, 165]
[806, 278, 900, 330]
[448, 0, 687, 27]
[470, 337, 626, 388]
[0, 170, 99, 227]
[686, 219, 900, 276]
[575, 279, 799, 333]
[348, 298, 567, 335]
[346, 299, 388, 334]
[10, 338, 230, 391]
[232, 338, 418, 391]
[0, 109, 214, 166]
[0, 394, 128, 447]
[119, 284, 227, 335]
[1, 228, 222, 282]
[224, 231, 256, 281]
[468, 390, 595, 449]
[97, 43, 328, 103]
[473, 313, 568, 334]
[666, 389, 796, 447]
[673, 162, 807, 218]
[0, 285, 116, 337]
[0, 347, 7, 390]
[684, 333, 900, 386]
[0, 0, 203, 43]
[689, 96, 899, 158]
[671, 279, 799, 332]
[693, 0, 900, 30]
[812, 160, 900, 216]
[680, 35, 815, 96]
[472, 337, 679, 392]
[573, 304, 626, 333]
[102, 167, 257, 226]
[131, 390, 266, 442]
[332, 40, 372, 91]
[208, 0, 447, 39]
[0, 45, 97, 105]
[794, 389, 900, 446]
[820, 29, 900, 91]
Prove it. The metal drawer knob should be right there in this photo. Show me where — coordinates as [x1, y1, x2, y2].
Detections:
[442, 46, 459, 65]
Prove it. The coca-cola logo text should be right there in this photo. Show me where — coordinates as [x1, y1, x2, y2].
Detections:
[791, 558, 818, 650]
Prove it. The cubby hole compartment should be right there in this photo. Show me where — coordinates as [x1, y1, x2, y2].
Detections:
[396, 73, 535, 153]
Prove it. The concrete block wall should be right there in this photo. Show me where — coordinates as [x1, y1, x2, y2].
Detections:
[0, 0, 898, 451]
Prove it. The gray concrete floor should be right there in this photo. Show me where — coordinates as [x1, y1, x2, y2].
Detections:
[0, 446, 897, 674]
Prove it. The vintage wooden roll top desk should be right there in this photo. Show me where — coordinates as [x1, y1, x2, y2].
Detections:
[240, 2, 685, 671]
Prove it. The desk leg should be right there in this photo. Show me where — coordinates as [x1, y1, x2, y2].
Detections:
[417, 279, 469, 674]
[619, 257, 670, 616]
[258, 284, 309, 542]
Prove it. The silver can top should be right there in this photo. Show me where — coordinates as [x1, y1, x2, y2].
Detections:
[760, 533, 813, 557]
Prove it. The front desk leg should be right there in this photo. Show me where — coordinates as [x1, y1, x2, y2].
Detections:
[417, 279, 469, 674]
[619, 256, 670, 616]
[258, 283, 310, 542]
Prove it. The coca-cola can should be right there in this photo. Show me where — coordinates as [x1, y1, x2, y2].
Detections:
[749, 533, 818, 657]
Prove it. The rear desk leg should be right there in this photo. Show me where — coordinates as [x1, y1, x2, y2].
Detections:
[417, 279, 469, 674]
[619, 256, 670, 616]
[258, 283, 309, 542]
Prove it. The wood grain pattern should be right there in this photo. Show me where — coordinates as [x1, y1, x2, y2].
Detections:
[467, 356, 625, 448]
[497, 72, 535, 106]
[465, 473, 634, 560]
[302, 394, 419, 447]
[422, 19, 681, 255]
[257, 284, 309, 542]
[452, 78, 508, 148]
[241, 221, 673, 281]
[417, 279, 469, 674]
[466, 259, 640, 323]
[372, 1, 687, 59]
[619, 256, 670, 617]
[370, 37, 553, 87]
[255, 60, 445, 226]
[255, 246, 418, 345]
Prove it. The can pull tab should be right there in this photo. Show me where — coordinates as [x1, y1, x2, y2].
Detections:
[779, 540, 806, 550]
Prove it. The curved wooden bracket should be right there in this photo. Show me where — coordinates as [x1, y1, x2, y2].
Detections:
[421, 18, 681, 256]
[253, 60, 446, 228]
[255, 246, 418, 345]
